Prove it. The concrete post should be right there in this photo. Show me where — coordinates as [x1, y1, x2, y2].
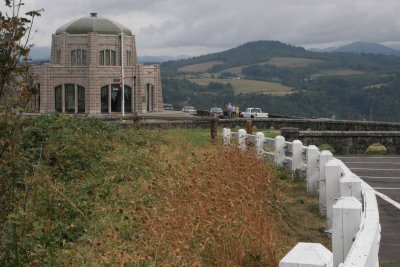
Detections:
[275, 135, 285, 167]
[246, 119, 253, 134]
[210, 117, 218, 141]
[319, 150, 333, 216]
[306, 145, 320, 194]
[292, 140, 303, 171]
[223, 128, 231, 145]
[332, 197, 362, 267]
[238, 129, 246, 150]
[325, 159, 342, 229]
[256, 132, 265, 159]
[279, 242, 333, 267]
[340, 173, 362, 201]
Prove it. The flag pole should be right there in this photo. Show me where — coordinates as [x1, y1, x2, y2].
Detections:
[120, 31, 125, 117]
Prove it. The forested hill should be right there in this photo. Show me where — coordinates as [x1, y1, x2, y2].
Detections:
[161, 41, 312, 75]
[161, 40, 400, 75]
[334, 41, 400, 57]
[160, 40, 400, 122]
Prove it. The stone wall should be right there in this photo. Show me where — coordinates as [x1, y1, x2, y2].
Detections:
[218, 118, 400, 131]
[299, 131, 400, 154]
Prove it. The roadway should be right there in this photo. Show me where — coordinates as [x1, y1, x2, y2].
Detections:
[337, 156, 400, 267]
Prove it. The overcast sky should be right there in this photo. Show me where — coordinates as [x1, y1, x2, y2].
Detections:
[7, 0, 400, 56]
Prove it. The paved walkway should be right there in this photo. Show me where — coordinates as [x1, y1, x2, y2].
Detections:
[337, 156, 400, 267]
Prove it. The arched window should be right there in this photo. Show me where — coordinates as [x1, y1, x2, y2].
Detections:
[146, 83, 155, 112]
[65, 84, 75, 112]
[99, 49, 116, 66]
[54, 84, 85, 113]
[71, 49, 87, 66]
[100, 84, 132, 114]
[55, 85, 62, 112]
[28, 83, 40, 111]
[101, 85, 109, 113]
[78, 85, 85, 113]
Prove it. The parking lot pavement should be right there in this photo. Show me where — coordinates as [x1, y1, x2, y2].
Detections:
[337, 156, 400, 266]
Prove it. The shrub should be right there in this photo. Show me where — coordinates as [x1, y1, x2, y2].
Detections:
[318, 144, 336, 154]
[366, 143, 387, 155]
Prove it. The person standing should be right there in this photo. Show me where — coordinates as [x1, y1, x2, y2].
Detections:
[223, 103, 228, 117]
[235, 105, 239, 117]
[227, 103, 233, 118]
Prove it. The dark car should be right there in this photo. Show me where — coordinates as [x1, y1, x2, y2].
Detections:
[210, 107, 224, 118]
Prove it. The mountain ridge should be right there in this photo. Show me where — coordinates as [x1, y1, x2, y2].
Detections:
[334, 41, 400, 57]
[308, 41, 400, 57]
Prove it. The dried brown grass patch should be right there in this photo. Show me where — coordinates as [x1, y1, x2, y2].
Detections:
[138, 146, 281, 266]
[52, 130, 328, 266]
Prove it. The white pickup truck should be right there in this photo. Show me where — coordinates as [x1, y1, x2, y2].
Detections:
[240, 108, 269, 118]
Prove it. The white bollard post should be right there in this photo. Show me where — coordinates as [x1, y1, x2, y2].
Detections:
[319, 150, 333, 216]
[325, 158, 342, 229]
[256, 132, 265, 159]
[332, 197, 362, 267]
[275, 135, 285, 167]
[291, 140, 303, 171]
[223, 128, 231, 145]
[279, 242, 333, 267]
[340, 173, 362, 201]
[238, 129, 246, 151]
[306, 145, 320, 194]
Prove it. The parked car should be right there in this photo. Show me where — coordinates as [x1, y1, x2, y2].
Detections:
[240, 107, 268, 118]
[210, 107, 224, 118]
[163, 103, 174, 110]
[181, 106, 197, 115]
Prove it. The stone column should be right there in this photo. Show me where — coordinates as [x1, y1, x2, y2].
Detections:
[62, 84, 65, 113]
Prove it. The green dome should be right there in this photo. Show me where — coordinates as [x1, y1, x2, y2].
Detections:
[55, 13, 132, 36]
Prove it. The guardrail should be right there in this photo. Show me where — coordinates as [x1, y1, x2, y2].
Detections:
[223, 128, 381, 267]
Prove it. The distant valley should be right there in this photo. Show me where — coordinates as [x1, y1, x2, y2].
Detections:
[161, 40, 400, 122]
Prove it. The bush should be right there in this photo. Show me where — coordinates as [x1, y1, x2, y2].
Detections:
[0, 114, 160, 266]
[366, 143, 387, 155]
[318, 144, 336, 154]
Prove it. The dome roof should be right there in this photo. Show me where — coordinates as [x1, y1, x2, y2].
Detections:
[55, 13, 132, 36]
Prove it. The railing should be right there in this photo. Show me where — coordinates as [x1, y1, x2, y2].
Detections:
[223, 128, 381, 267]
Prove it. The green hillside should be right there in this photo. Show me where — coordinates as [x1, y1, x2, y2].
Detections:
[161, 40, 400, 122]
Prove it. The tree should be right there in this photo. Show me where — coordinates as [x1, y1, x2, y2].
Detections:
[0, 0, 42, 100]
[0, 1, 42, 265]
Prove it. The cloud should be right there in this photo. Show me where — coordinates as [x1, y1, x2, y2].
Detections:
[7, 0, 400, 56]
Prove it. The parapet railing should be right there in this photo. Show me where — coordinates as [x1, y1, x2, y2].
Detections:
[223, 128, 381, 267]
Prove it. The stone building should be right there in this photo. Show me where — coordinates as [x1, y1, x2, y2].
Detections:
[32, 13, 163, 114]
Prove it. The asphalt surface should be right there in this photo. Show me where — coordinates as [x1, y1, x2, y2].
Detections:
[337, 156, 400, 267]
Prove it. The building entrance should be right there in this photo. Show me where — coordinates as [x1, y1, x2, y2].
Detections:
[111, 84, 121, 112]
[101, 84, 132, 114]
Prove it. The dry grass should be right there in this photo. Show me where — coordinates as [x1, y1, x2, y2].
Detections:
[311, 68, 364, 78]
[188, 77, 293, 96]
[267, 57, 323, 68]
[141, 146, 279, 266]
[53, 130, 328, 266]
[179, 61, 225, 73]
